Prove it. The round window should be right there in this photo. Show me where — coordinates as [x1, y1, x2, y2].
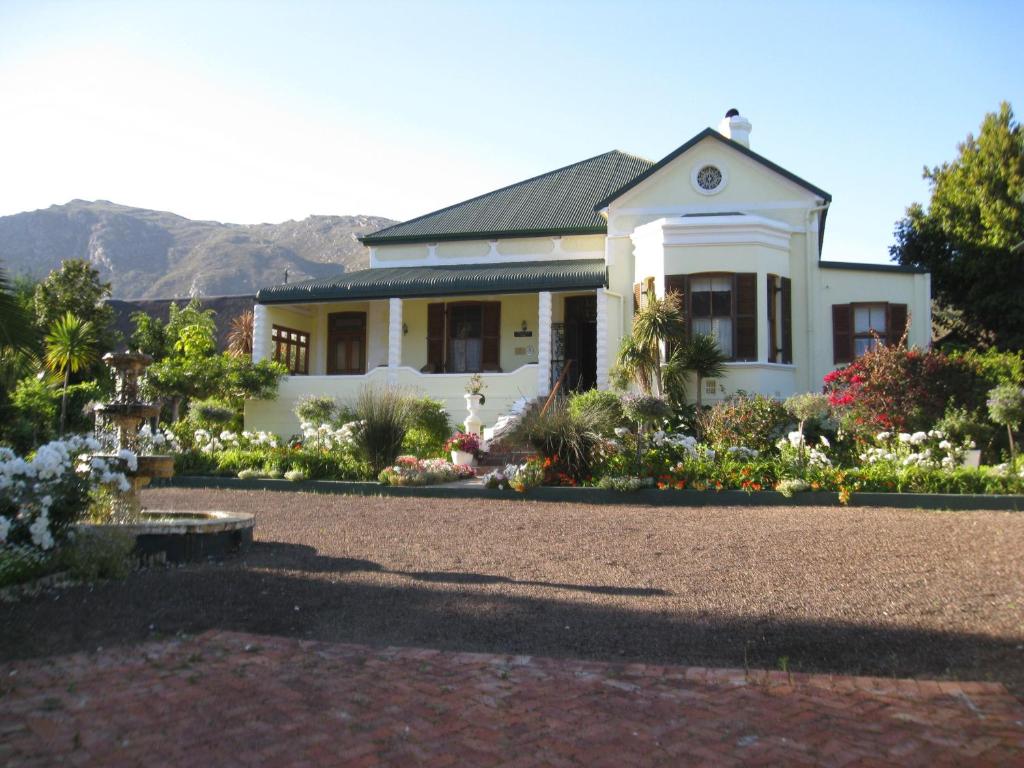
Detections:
[696, 165, 723, 192]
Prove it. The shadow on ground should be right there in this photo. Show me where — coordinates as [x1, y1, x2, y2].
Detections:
[2, 540, 1022, 697]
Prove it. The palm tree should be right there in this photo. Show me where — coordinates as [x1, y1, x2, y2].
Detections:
[0, 264, 36, 355]
[227, 310, 254, 356]
[44, 312, 98, 435]
[621, 288, 685, 396]
[678, 333, 728, 408]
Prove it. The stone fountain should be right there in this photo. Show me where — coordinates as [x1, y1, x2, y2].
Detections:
[80, 350, 254, 563]
[94, 351, 174, 515]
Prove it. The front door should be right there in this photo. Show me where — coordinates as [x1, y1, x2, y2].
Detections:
[563, 295, 597, 391]
[327, 312, 366, 374]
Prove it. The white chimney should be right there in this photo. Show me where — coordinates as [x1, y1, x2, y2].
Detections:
[717, 108, 752, 148]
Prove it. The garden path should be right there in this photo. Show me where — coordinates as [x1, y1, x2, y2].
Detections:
[2, 629, 1021, 766]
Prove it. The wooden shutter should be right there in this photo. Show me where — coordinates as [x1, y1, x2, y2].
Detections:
[887, 303, 908, 346]
[780, 277, 792, 364]
[426, 303, 445, 372]
[734, 273, 757, 361]
[664, 274, 688, 359]
[832, 304, 853, 364]
[767, 274, 779, 362]
[481, 302, 501, 371]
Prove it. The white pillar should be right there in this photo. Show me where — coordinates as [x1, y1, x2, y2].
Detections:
[387, 297, 403, 386]
[596, 288, 609, 390]
[252, 304, 273, 363]
[537, 291, 552, 397]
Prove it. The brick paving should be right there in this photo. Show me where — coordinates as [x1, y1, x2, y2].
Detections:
[1, 631, 1022, 766]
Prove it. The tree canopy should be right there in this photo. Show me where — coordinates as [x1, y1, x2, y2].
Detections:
[32, 260, 119, 354]
[891, 102, 1024, 350]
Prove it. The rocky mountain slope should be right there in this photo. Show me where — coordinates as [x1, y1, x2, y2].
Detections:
[0, 200, 396, 298]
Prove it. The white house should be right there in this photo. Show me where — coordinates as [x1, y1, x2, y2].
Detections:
[245, 110, 930, 436]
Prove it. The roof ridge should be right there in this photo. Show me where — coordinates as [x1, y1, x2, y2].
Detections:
[360, 149, 639, 242]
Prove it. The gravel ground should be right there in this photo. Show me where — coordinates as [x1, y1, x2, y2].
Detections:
[3, 489, 1022, 696]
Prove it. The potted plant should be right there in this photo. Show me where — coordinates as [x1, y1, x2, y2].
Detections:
[445, 431, 481, 467]
[466, 373, 486, 405]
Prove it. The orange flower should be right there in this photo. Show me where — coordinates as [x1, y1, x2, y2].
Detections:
[751, 482, 762, 491]
[657, 482, 667, 490]
[674, 481, 686, 489]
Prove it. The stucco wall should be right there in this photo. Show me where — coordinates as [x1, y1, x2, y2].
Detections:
[244, 365, 540, 438]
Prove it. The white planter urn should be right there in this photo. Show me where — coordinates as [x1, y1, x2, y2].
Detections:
[451, 449, 476, 467]
[961, 449, 982, 469]
[464, 393, 483, 436]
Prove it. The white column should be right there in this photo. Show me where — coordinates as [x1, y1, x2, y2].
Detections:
[537, 291, 552, 397]
[596, 288, 609, 390]
[252, 304, 273, 363]
[387, 297, 403, 386]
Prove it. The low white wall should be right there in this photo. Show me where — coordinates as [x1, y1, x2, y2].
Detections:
[245, 365, 540, 438]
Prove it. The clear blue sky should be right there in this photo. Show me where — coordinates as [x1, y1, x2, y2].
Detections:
[1, 0, 1021, 264]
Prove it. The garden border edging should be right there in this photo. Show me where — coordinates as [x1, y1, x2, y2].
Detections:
[156, 476, 1024, 511]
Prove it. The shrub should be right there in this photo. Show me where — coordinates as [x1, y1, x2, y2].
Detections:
[987, 383, 1024, 460]
[784, 393, 831, 424]
[295, 395, 337, 426]
[190, 399, 237, 430]
[824, 344, 987, 436]
[348, 387, 412, 476]
[0, 544, 53, 588]
[953, 348, 1024, 387]
[568, 390, 625, 436]
[402, 397, 451, 458]
[58, 528, 134, 581]
[620, 393, 672, 426]
[510, 400, 602, 482]
[699, 393, 791, 454]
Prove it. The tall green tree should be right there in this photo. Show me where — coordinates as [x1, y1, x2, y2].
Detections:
[33, 260, 119, 358]
[44, 312, 98, 435]
[891, 102, 1024, 349]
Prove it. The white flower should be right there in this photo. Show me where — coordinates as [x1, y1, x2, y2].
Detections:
[876, 431, 891, 442]
[116, 449, 138, 472]
[819, 436, 830, 448]
[29, 514, 54, 550]
[614, 427, 629, 438]
[910, 431, 928, 445]
[938, 440, 952, 450]
[787, 431, 805, 449]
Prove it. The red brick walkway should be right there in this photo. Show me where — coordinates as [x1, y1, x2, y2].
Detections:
[1, 631, 1021, 767]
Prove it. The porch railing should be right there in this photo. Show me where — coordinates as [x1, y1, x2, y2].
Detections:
[539, 359, 574, 417]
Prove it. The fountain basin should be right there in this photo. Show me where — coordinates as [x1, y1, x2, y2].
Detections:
[76, 510, 254, 564]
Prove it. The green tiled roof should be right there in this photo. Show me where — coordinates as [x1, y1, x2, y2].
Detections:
[257, 259, 607, 304]
[360, 151, 654, 245]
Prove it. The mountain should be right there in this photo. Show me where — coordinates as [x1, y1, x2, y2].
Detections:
[0, 200, 396, 299]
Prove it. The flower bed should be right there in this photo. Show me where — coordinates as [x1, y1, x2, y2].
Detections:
[1, 436, 133, 587]
[378, 456, 475, 486]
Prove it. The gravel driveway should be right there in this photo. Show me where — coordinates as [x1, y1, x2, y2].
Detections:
[3, 489, 1022, 696]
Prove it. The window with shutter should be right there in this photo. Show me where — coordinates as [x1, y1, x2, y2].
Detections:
[887, 304, 909, 346]
[734, 273, 757, 361]
[832, 304, 853, 364]
[767, 274, 779, 362]
[663, 276, 688, 360]
[426, 303, 445, 372]
[440, 301, 501, 373]
[780, 277, 792, 364]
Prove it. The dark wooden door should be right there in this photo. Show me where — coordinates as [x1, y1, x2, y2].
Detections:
[563, 295, 597, 392]
[327, 312, 366, 374]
